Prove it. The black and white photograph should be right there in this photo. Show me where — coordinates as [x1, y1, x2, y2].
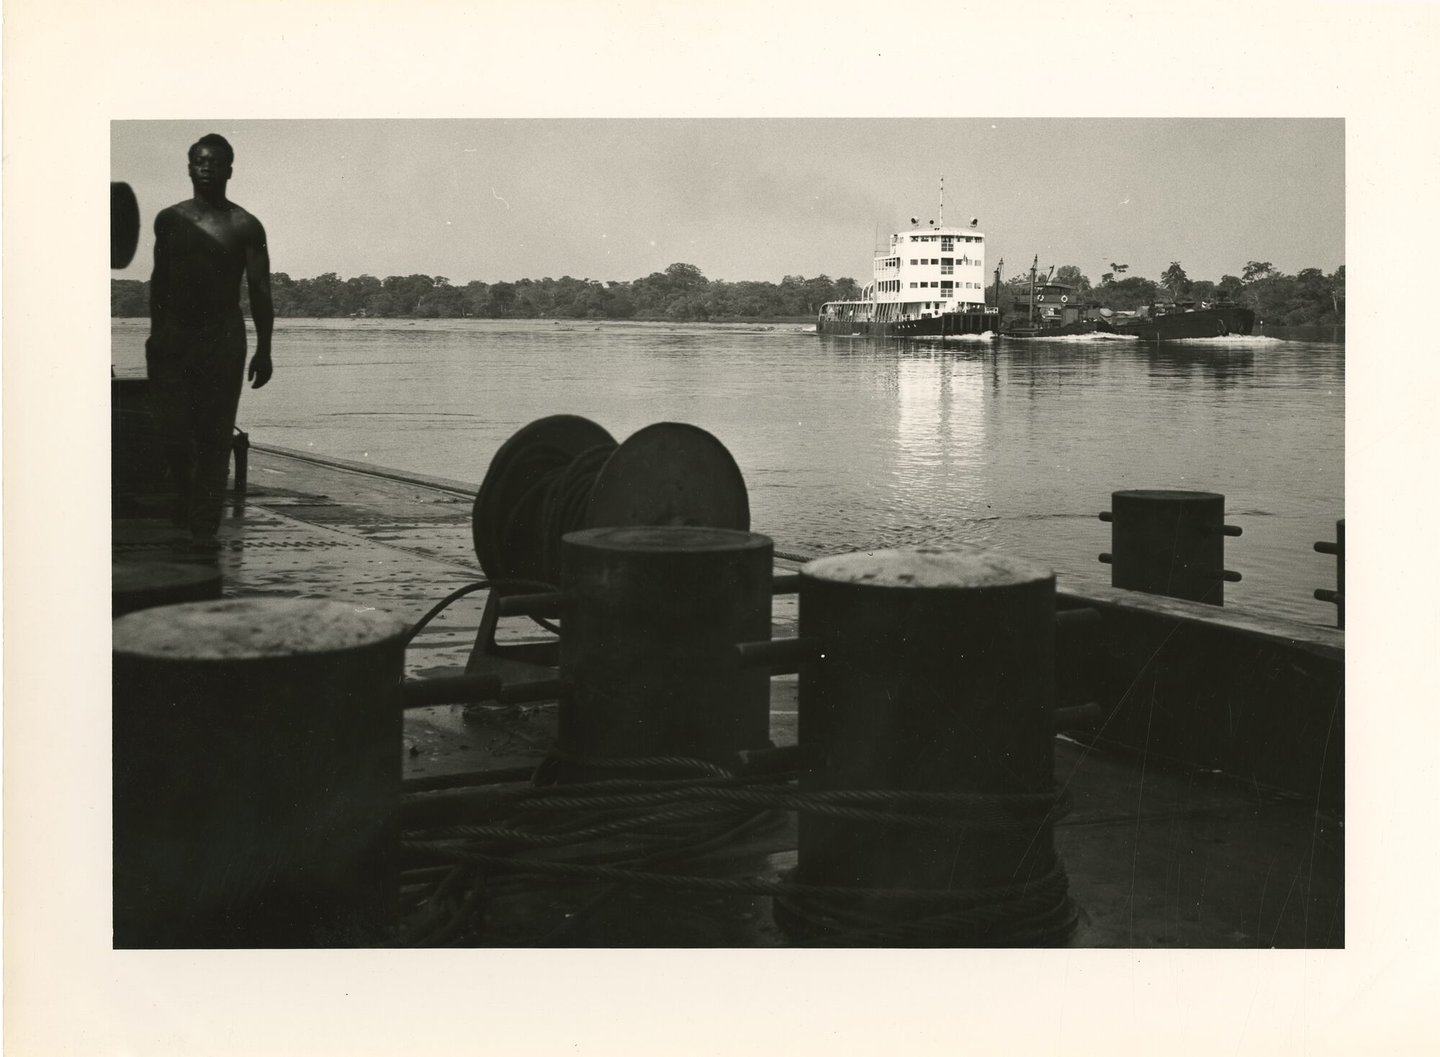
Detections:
[106, 116, 1345, 951]
[7, 3, 1440, 1055]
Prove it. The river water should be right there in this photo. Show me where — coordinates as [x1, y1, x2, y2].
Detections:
[112, 318, 1345, 625]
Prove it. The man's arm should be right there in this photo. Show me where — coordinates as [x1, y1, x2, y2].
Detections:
[244, 216, 274, 388]
[148, 211, 171, 330]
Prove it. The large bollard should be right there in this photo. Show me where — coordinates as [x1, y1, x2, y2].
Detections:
[1099, 489, 1241, 605]
[779, 547, 1074, 945]
[557, 525, 773, 777]
[112, 598, 408, 947]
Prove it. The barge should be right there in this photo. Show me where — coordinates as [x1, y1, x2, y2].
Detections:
[1096, 298, 1256, 340]
[817, 218, 1000, 338]
[110, 394, 1344, 950]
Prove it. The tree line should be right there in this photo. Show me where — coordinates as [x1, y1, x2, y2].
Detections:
[1000, 260, 1345, 325]
[113, 257, 1344, 326]
[111, 262, 863, 322]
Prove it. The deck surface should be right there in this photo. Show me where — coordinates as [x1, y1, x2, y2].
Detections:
[112, 446, 1342, 947]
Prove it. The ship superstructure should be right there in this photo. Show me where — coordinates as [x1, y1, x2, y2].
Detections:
[818, 218, 1000, 338]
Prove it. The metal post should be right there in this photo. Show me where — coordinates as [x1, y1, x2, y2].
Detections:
[1313, 518, 1345, 629]
[1099, 489, 1241, 605]
[231, 428, 250, 514]
[783, 546, 1073, 944]
[557, 525, 774, 778]
[112, 598, 408, 947]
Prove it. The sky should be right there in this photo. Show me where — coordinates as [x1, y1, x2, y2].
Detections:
[112, 118, 1344, 289]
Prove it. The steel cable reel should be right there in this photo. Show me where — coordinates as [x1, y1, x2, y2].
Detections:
[472, 415, 616, 582]
[472, 416, 751, 584]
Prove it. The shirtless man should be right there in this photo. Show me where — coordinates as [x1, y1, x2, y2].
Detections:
[147, 133, 274, 550]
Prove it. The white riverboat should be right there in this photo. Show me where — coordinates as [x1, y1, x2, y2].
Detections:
[817, 217, 1000, 338]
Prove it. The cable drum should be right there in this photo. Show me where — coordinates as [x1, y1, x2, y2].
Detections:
[472, 416, 751, 585]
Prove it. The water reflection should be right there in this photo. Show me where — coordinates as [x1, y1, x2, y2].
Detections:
[894, 355, 985, 486]
[1138, 345, 1257, 387]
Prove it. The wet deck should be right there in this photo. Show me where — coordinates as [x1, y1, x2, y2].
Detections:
[112, 444, 1342, 947]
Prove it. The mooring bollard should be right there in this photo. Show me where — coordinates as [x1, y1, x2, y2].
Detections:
[777, 547, 1074, 945]
[1313, 518, 1345, 629]
[556, 525, 774, 777]
[112, 598, 408, 948]
[1099, 489, 1241, 605]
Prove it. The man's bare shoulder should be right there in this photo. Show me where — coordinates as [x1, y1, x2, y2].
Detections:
[156, 202, 192, 227]
[227, 202, 267, 239]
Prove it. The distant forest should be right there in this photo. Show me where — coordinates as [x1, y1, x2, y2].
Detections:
[111, 263, 860, 322]
[1000, 260, 1345, 326]
[112, 259, 1344, 325]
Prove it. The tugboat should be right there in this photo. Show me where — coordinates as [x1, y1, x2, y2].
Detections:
[999, 256, 1102, 338]
[1096, 297, 1255, 340]
[817, 204, 1001, 338]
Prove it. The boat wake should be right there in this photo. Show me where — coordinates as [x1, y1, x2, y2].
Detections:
[1004, 331, 1140, 343]
[1165, 334, 1285, 347]
[915, 331, 997, 344]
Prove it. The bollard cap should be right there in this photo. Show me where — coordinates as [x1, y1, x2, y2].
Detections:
[565, 524, 771, 554]
[804, 546, 1053, 590]
[1112, 489, 1223, 504]
[113, 598, 408, 661]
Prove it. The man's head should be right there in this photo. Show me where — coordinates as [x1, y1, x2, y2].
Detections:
[188, 133, 234, 190]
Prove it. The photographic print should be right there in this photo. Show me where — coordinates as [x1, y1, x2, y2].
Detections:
[8, 4, 1438, 1054]
[109, 117, 1344, 950]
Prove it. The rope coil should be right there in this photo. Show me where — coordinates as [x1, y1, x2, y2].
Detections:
[397, 749, 1075, 948]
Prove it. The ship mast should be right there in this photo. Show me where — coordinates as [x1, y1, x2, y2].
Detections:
[939, 175, 944, 227]
[1029, 255, 1038, 324]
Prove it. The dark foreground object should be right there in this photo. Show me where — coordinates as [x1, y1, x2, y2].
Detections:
[112, 598, 407, 947]
[781, 548, 1074, 944]
[109, 445, 1343, 948]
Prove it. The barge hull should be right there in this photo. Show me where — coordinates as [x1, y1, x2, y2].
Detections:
[1098, 307, 1256, 339]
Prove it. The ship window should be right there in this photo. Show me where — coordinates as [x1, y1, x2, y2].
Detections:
[941, 237, 954, 251]
[910, 259, 917, 265]
[941, 281, 953, 289]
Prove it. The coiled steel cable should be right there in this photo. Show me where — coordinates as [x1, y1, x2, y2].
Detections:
[398, 748, 1074, 948]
